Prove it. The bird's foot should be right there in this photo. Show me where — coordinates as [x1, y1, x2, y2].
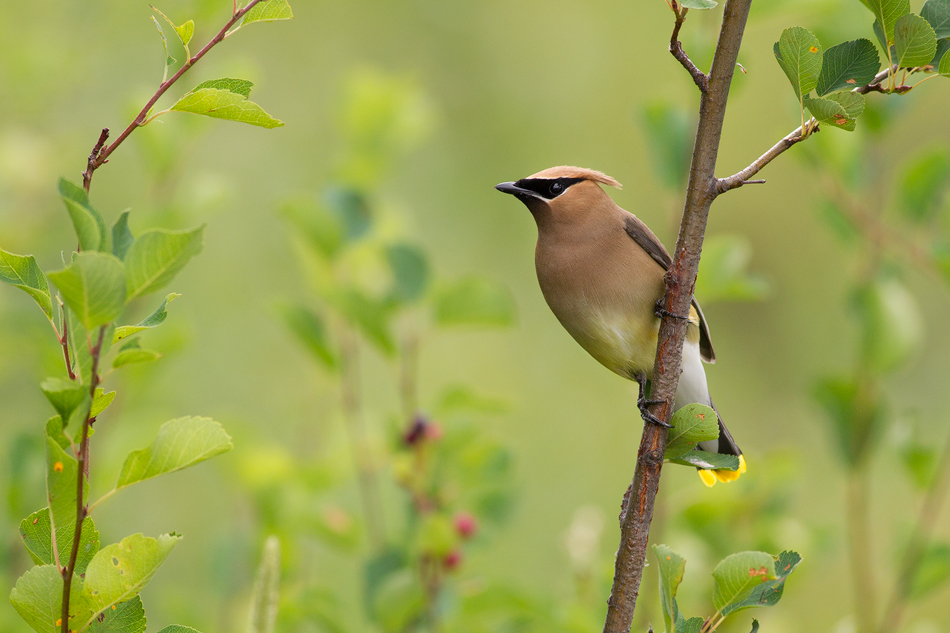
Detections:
[655, 300, 689, 321]
[637, 398, 672, 428]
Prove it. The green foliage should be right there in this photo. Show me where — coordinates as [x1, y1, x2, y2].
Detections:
[87, 596, 147, 633]
[854, 275, 922, 373]
[814, 376, 884, 467]
[49, 252, 126, 329]
[242, 0, 294, 25]
[20, 509, 99, 576]
[909, 543, 950, 598]
[894, 13, 938, 68]
[816, 39, 881, 96]
[114, 416, 233, 491]
[679, 0, 718, 8]
[670, 450, 741, 470]
[10, 564, 70, 633]
[923, 0, 950, 38]
[279, 303, 338, 369]
[124, 227, 205, 302]
[664, 403, 720, 460]
[0, 249, 53, 320]
[41, 377, 87, 421]
[170, 79, 284, 128]
[858, 0, 911, 45]
[113, 293, 180, 342]
[111, 212, 135, 261]
[641, 100, 693, 190]
[654, 545, 686, 633]
[774, 27, 823, 101]
[695, 235, 769, 302]
[59, 179, 108, 252]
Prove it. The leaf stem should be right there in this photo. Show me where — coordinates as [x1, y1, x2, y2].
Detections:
[59, 301, 77, 382]
[80, 0, 269, 192]
[60, 325, 105, 633]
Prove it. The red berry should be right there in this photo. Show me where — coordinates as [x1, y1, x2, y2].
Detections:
[454, 512, 478, 539]
[443, 550, 462, 570]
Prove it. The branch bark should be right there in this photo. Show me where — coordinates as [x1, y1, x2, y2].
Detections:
[603, 2, 752, 630]
[80, 0, 269, 193]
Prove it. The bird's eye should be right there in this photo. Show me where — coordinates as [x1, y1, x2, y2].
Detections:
[549, 181, 564, 196]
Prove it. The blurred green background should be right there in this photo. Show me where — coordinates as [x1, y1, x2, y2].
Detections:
[2, 0, 950, 631]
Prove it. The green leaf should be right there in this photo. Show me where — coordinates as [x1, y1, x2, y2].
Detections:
[170, 79, 284, 128]
[152, 6, 195, 46]
[76, 533, 181, 629]
[112, 211, 134, 261]
[774, 27, 823, 100]
[10, 565, 65, 633]
[932, 38, 950, 66]
[41, 377, 86, 421]
[814, 376, 884, 466]
[155, 627, 202, 633]
[124, 226, 204, 302]
[894, 13, 938, 67]
[901, 441, 938, 489]
[48, 252, 126, 329]
[114, 293, 181, 342]
[749, 619, 760, 633]
[433, 278, 516, 327]
[241, 0, 294, 25]
[115, 416, 233, 490]
[59, 178, 108, 252]
[941, 45, 950, 74]
[669, 450, 740, 470]
[279, 303, 338, 370]
[816, 39, 881, 95]
[897, 147, 950, 223]
[0, 249, 53, 320]
[873, 20, 900, 65]
[371, 568, 427, 632]
[20, 509, 99, 575]
[91, 388, 116, 418]
[150, 16, 176, 80]
[679, 0, 717, 8]
[719, 551, 802, 616]
[324, 187, 372, 240]
[856, 276, 922, 373]
[804, 93, 865, 131]
[910, 543, 950, 598]
[279, 197, 344, 260]
[87, 596, 147, 633]
[665, 403, 719, 460]
[923, 0, 950, 37]
[859, 0, 911, 46]
[248, 536, 281, 633]
[712, 551, 777, 612]
[112, 348, 162, 369]
[695, 235, 769, 302]
[46, 425, 88, 542]
[654, 545, 686, 633]
[386, 243, 430, 303]
[327, 289, 395, 355]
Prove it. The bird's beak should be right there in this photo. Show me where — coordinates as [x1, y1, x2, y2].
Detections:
[495, 181, 538, 199]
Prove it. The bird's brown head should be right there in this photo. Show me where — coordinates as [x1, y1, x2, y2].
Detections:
[495, 166, 622, 228]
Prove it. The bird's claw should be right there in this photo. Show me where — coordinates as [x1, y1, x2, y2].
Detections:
[638, 397, 672, 428]
[655, 300, 689, 321]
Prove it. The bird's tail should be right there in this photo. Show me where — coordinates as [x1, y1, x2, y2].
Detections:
[696, 399, 745, 487]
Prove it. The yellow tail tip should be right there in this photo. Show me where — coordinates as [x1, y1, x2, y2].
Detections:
[697, 454, 746, 486]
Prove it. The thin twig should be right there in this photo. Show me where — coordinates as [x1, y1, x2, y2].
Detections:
[602, 1, 752, 630]
[58, 304, 77, 382]
[80, 0, 269, 193]
[60, 325, 105, 633]
[669, 7, 708, 92]
[716, 125, 807, 193]
[878, 429, 950, 633]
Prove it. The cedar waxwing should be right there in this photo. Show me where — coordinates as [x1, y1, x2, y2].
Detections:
[495, 166, 745, 486]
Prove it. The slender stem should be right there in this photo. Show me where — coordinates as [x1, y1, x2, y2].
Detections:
[878, 429, 950, 633]
[339, 328, 386, 549]
[717, 124, 808, 193]
[846, 464, 876, 633]
[603, 2, 751, 630]
[59, 306, 77, 382]
[670, 8, 708, 92]
[80, 0, 269, 192]
[60, 325, 105, 633]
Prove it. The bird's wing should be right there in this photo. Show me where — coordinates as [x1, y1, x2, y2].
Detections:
[623, 214, 716, 363]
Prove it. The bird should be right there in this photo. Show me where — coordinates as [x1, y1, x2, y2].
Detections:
[495, 165, 744, 486]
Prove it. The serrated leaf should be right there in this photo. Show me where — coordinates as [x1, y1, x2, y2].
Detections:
[712, 551, 777, 611]
[895, 13, 938, 67]
[816, 39, 881, 95]
[10, 565, 65, 633]
[46, 423, 88, 540]
[859, 0, 911, 45]
[170, 79, 284, 128]
[155, 627, 202, 633]
[112, 348, 162, 369]
[680, 0, 717, 7]
[48, 252, 126, 329]
[654, 545, 686, 633]
[670, 450, 740, 470]
[279, 303, 338, 369]
[933, 38, 950, 65]
[0, 249, 53, 320]
[665, 404, 719, 460]
[923, 0, 950, 37]
[76, 533, 181, 629]
[774, 27, 823, 100]
[116, 416, 232, 490]
[20, 509, 99, 576]
[112, 211, 134, 261]
[720, 551, 802, 616]
[433, 278, 516, 327]
[114, 293, 180, 342]
[41, 378, 86, 420]
[678, 617, 704, 633]
[386, 243, 430, 303]
[152, 6, 194, 46]
[59, 178, 108, 252]
[805, 95, 862, 131]
[124, 226, 204, 302]
[241, 0, 294, 24]
[91, 388, 117, 418]
[87, 596, 147, 633]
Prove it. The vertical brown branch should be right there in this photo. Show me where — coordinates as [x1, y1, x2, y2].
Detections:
[603, 1, 752, 630]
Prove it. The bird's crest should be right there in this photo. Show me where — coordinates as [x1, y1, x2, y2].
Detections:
[527, 166, 622, 189]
